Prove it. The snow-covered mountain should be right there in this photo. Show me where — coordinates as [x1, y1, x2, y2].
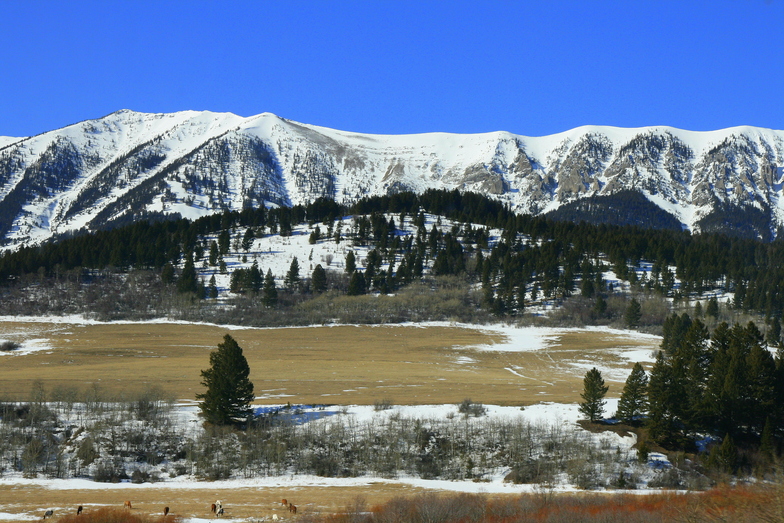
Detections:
[1, 109, 782, 249]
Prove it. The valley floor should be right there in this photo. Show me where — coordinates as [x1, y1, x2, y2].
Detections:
[0, 318, 670, 522]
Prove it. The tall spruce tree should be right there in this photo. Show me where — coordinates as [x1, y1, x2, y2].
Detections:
[345, 251, 356, 274]
[208, 274, 218, 299]
[197, 334, 255, 426]
[616, 362, 648, 423]
[347, 271, 366, 296]
[625, 298, 642, 328]
[284, 257, 300, 291]
[248, 261, 263, 294]
[312, 264, 327, 293]
[262, 269, 278, 307]
[579, 367, 609, 422]
[647, 350, 680, 445]
[698, 321, 732, 431]
[209, 241, 219, 266]
[241, 227, 255, 251]
[177, 251, 198, 295]
[706, 296, 720, 319]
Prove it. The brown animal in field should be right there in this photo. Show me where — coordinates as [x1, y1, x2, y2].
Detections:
[211, 503, 217, 513]
[289, 503, 297, 514]
[281, 498, 288, 506]
[42, 509, 54, 520]
[77, 506, 83, 515]
[124, 501, 132, 510]
[163, 507, 169, 517]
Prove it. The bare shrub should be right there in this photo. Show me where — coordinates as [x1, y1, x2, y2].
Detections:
[0, 341, 20, 352]
[373, 398, 394, 411]
[457, 398, 486, 418]
[93, 461, 128, 483]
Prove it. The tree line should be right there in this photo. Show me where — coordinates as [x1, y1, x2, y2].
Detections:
[580, 314, 784, 477]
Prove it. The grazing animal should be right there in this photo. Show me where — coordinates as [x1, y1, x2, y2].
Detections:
[42, 509, 54, 520]
[77, 506, 83, 515]
[124, 501, 132, 510]
[217, 507, 224, 516]
[272, 515, 279, 521]
[289, 504, 297, 514]
[163, 507, 169, 517]
[281, 499, 288, 506]
[211, 503, 217, 513]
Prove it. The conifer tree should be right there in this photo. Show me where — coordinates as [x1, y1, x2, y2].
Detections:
[646, 351, 680, 445]
[694, 301, 703, 318]
[284, 257, 300, 291]
[197, 334, 255, 426]
[718, 324, 753, 435]
[347, 271, 366, 296]
[760, 417, 775, 465]
[746, 341, 776, 434]
[241, 227, 255, 251]
[312, 264, 327, 293]
[706, 296, 720, 319]
[262, 269, 277, 307]
[208, 274, 218, 299]
[209, 241, 219, 266]
[161, 262, 175, 284]
[579, 367, 609, 422]
[616, 362, 648, 423]
[248, 261, 262, 294]
[591, 295, 606, 317]
[345, 251, 356, 274]
[709, 433, 738, 474]
[625, 298, 642, 328]
[218, 229, 230, 255]
[177, 251, 198, 295]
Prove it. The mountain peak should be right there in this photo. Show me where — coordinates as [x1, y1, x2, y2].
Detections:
[0, 112, 782, 250]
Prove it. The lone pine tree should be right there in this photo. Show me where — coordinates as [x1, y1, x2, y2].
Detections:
[579, 367, 609, 422]
[197, 334, 255, 426]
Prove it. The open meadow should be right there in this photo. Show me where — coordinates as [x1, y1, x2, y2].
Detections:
[0, 319, 659, 405]
[0, 318, 662, 522]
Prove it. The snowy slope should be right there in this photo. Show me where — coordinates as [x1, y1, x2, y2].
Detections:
[0, 136, 20, 149]
[1, 110, 783, 250]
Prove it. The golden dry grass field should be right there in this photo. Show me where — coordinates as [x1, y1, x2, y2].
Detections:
[0, 319, 661, 522]
[0, 320, 659, 405]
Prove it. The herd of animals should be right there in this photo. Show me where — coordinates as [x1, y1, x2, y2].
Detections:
[40, 498, 299, 520]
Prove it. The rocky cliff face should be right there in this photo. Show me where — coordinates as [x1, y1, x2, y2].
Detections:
[0, 110, 782, 249]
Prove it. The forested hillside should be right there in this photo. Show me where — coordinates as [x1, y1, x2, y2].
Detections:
[0, 189, 782, 335]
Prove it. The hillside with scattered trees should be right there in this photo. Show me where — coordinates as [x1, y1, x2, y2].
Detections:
[0, 189, 780, 340]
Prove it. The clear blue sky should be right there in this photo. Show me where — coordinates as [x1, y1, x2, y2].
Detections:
[1, 1, 782, 138]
